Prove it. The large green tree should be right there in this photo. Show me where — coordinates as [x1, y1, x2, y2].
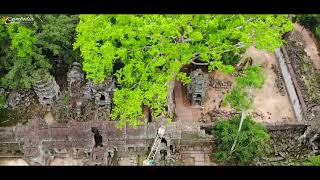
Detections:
[0, 14, 79, 90]
[74, 15, 293, 128]
[0, 22, 50, 89]
[34, 14, 79, 64]
[224, 65, 266, 154]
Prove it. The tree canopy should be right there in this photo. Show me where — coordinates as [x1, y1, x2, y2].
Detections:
[0, 15, 79, 90]
[224, 65, 265, 111]
[212, 115, 270, 165]
[74, 15, 293, 128]
[0, 22, 50, 89]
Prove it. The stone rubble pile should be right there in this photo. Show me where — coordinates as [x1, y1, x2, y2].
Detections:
[2, 90, 33, 110]
[285, 31, 320, 113]
[254, 125, 312, 166]
[209, 78, 232, 90]
[284, 30, 320, 152]
[209, 108, 239, 122]
[271, 64, 286, 96]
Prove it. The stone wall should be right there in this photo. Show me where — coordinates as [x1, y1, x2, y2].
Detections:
[275, 48, 303, 122]
[254, 123, 312, 166]
[0, 116, 214, 166]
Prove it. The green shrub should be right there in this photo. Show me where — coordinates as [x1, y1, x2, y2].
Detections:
[304, 155, 320, 166]
[315, 26, 320, 39]
[0, 95, 5, 112]
[297, 14, 320, 31]
[223, 87, 252, 111]
[212, 115, 270, 165]
[63, 93, 70, 105]
[297, 14, 320, 40]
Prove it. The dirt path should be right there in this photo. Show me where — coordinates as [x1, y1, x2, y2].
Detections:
[243, 47, 295, 124]
[44, 111, 56, 125]
[202, 71, 235, 117]
[174, 81, 203, 132]
[174, 81, 194, 122]
[294, 23, 320, 69]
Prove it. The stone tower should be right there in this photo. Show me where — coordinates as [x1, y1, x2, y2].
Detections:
[187, 69, 208, 106]
[33, 74, 60, 106]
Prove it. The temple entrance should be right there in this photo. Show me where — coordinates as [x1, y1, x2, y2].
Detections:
[91, 127, 103, 148]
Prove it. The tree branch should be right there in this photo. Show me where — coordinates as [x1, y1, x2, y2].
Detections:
[189, 53, 209, 66]
[230, 111, 247, 154]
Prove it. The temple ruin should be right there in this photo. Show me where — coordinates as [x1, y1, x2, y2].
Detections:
[33, 74, 60, 106]
[1, 24, 320, 166]
[187, 69, 209, 106]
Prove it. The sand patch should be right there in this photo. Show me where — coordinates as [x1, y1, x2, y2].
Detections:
[0, 158, 28, 166]
[44, 111, 56, 125]
[243, 47, 295, 124]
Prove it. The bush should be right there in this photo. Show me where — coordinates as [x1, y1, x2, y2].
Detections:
[304, 155, 320, 166]
[63, 93, 70, 105]
[297, 15, 320, 32]
[212, 115, 270, 165]
[0, 95, 5, 112]
[297, 15, 320, 40]
[315, 26, 320, 39]
[223, 87, 252, 111]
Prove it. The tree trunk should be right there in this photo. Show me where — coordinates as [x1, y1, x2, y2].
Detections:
[230, 111, 247, 154]
[167, 80, 176, 119]
[230, 85, 253, 154]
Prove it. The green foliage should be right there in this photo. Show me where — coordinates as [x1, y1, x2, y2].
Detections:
[297, 15, 320, 32]
[0, 23, 51, 89]
[0, 15, 79, 90]
[224, 65, 265, 111]
[34, 15, 79, 64]
[74, 15, 292, 128]
[212, 115, 270, 165]
[0, 95, 5, 112]
[7, 24, 37, 58]
[63, 93, 70, 105]
[177, 72, 191, 86]
[220, 50, 244, 67]
[224, 87, 252, 111]
[236, 65, 265, 88]
[304, 155, 320, 166]
[297, 15, 320, 39]
[208, 60, 235, 74]
[316, 26, 320, 39]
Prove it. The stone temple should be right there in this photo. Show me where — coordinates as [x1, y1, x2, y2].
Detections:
[187, 69, 209, 106]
